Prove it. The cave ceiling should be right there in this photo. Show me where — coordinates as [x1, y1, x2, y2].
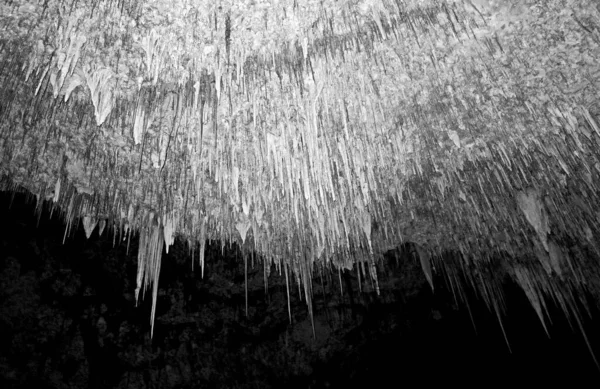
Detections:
[1, 0, 600, 334]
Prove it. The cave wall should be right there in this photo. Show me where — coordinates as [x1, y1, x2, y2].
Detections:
[1, 191, 599, 389]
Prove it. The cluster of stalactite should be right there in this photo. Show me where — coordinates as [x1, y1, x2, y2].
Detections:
[1, 0, 600, 357]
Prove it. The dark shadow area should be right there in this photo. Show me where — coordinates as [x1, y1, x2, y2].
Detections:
[0, 191, 599, 389]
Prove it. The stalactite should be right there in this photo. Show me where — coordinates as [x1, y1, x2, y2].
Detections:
[134, 214, 164, 337]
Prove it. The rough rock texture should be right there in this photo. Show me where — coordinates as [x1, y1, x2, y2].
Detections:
[1, 191, 599, 389]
